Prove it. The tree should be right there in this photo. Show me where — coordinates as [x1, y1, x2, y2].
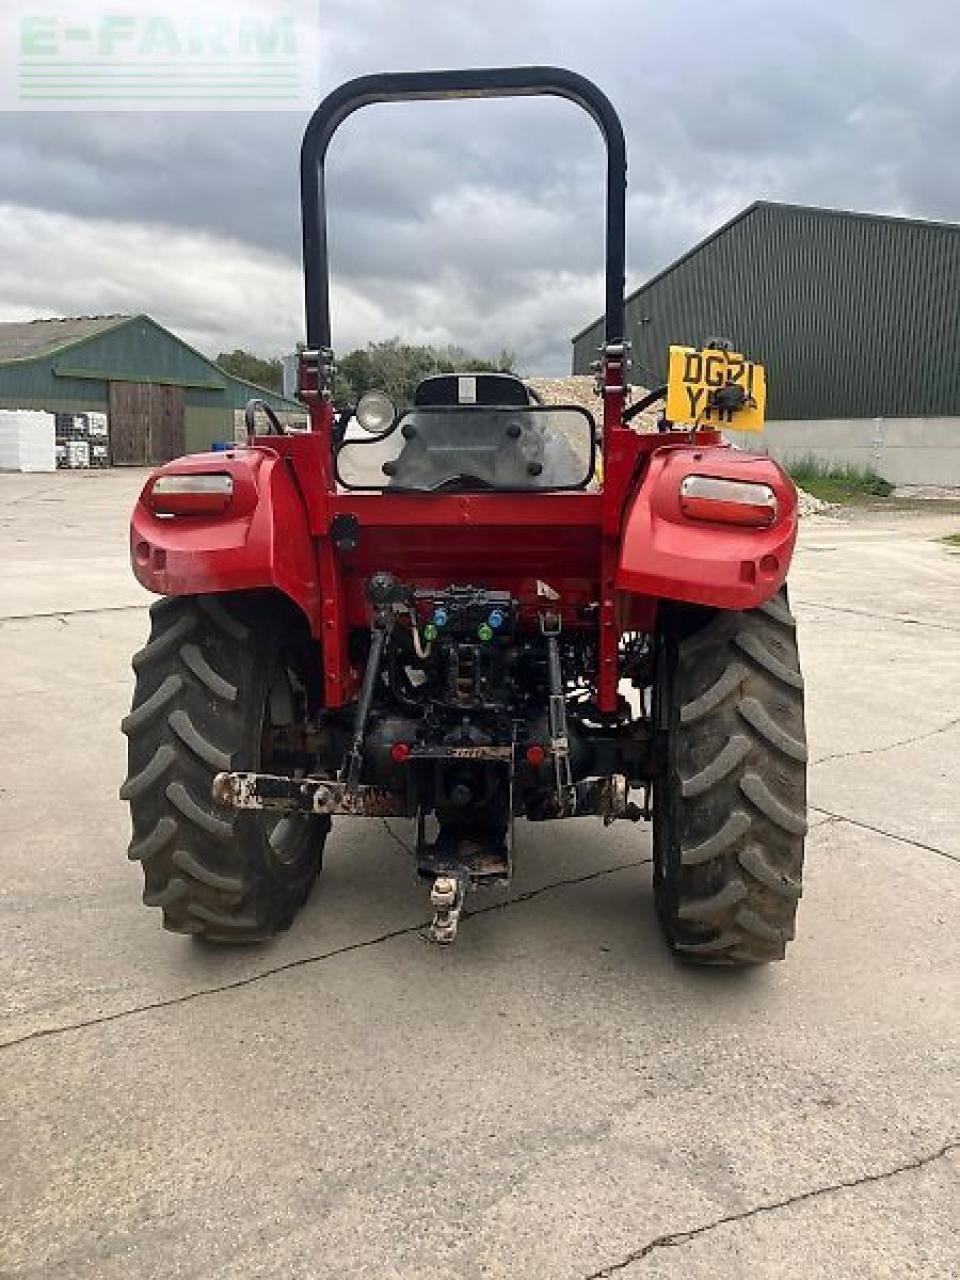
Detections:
[335, 339, 515, 407]
[213, 340, 517, 407]
[215, 349, 285, 394]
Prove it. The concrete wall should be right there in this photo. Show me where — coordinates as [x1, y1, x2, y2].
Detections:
[725, 417, 960, 488]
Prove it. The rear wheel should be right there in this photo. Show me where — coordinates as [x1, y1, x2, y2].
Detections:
[121, 592, 329, 942]
[652, 589, 807, 964]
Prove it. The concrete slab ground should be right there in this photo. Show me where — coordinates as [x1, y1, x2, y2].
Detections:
[0, 472, 957, 1279]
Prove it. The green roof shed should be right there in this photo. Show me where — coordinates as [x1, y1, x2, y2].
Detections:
[0, 313, 302, 462]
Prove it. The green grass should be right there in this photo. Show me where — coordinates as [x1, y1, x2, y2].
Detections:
[785, 455, 894, 503]
[941, 533, 960, 547]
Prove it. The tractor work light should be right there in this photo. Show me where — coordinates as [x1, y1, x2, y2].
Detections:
[148, 473, 234, 516]
[356, 390, 397, 435]
[679, 475, 777, 527]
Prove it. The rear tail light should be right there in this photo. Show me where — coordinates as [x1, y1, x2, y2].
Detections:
[148, 473, 233, 516]
[680, 475, 777, 527]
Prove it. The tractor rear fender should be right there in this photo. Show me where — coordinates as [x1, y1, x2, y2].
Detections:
[130, 448, 322, 631]
[616, 445, 798, 611]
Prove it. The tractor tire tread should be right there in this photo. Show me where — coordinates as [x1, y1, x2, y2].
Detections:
[735, 630, 805, 690]
[680, 662, 747, 724]
[143, 877, 189, 909]
[122, 593, 325, 941]
[119, 743, 176, 801]
[737, 843, 802, 899]
[165, 779, 234, 842]
[178, 643, 239, 703]
[757, 595, 796, 628]
[121, 674, 184, 735]
[168, 708, 233, 772]
[655, 588, 806, 966]
[681, 809, 752, 866]
[198, 595, 250, 642]
[172, 847, 244, 894]
[681, 734, 751, 797]
[128, 815, 178, 863]
[132, 611, 195, 671]
[737, 696, 808, 761]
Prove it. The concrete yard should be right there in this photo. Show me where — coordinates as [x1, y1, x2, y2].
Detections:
[1, 469, 958, 1278]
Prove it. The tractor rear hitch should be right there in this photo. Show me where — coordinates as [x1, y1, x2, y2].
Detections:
[212, 771, 411, 818]
[426, 870, 468, 945]
[524, 774, 644, 823]
[213, 769, 643, 824]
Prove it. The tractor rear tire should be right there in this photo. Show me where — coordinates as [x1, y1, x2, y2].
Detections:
[653, 590, 807, 964]
[121, 593, 329, 942]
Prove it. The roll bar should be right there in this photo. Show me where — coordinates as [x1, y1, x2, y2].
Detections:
[301, 67, 627, 352]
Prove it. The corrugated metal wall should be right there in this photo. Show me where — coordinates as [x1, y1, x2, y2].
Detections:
[572, 203, 960, 420]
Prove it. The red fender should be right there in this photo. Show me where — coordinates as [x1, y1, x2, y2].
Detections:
[130, 447, 323, 631]
[616, 445, 798, 611]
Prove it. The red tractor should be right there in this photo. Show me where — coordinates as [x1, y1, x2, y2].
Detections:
[122, 68, 806, 961]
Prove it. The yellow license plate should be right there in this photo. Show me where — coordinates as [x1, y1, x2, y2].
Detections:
[665, 345, 766, 432]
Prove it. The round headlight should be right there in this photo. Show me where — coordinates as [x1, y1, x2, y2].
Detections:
[355, 390, 397, 435]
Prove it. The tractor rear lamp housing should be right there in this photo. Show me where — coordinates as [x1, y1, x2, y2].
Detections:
[148, 473, 234, 516]
[679, 475, 777, 527]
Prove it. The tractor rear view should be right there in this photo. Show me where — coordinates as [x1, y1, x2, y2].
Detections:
[122, 68, 806, 962]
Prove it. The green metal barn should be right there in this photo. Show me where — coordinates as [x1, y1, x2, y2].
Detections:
[0, 314, 301, 464]
[572, 201, 960, 422]
[572, 201, 960, 486]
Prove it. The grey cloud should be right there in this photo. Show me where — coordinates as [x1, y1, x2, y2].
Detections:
[0, 0, 957, 372]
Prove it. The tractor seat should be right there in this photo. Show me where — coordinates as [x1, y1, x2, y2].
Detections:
[414, 372, 533, 408]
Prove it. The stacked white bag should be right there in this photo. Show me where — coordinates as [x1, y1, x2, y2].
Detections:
[0, 410, 56, 472]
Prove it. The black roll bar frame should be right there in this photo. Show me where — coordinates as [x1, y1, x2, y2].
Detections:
[300, 66, 627, 353]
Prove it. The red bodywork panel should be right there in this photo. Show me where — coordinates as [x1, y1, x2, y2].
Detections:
[617, 446, 798, 609]
[130, 389, 799, 711]
[131, 447, 324, 631]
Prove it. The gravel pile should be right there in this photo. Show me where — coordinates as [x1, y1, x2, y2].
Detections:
[526, 376, 660, 432]
[796, 487, 832, 517]
[524, 375, 602, 413]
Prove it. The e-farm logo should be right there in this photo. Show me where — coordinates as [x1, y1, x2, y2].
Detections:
[3, 2, 320, 111]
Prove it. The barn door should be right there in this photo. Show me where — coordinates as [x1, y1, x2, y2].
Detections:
[109, 383, 186, 465]
[149, 385, 186, 462]
[109, 383, 150, 465]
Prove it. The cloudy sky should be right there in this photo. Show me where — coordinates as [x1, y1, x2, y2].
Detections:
[0, 0, 956, 373]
